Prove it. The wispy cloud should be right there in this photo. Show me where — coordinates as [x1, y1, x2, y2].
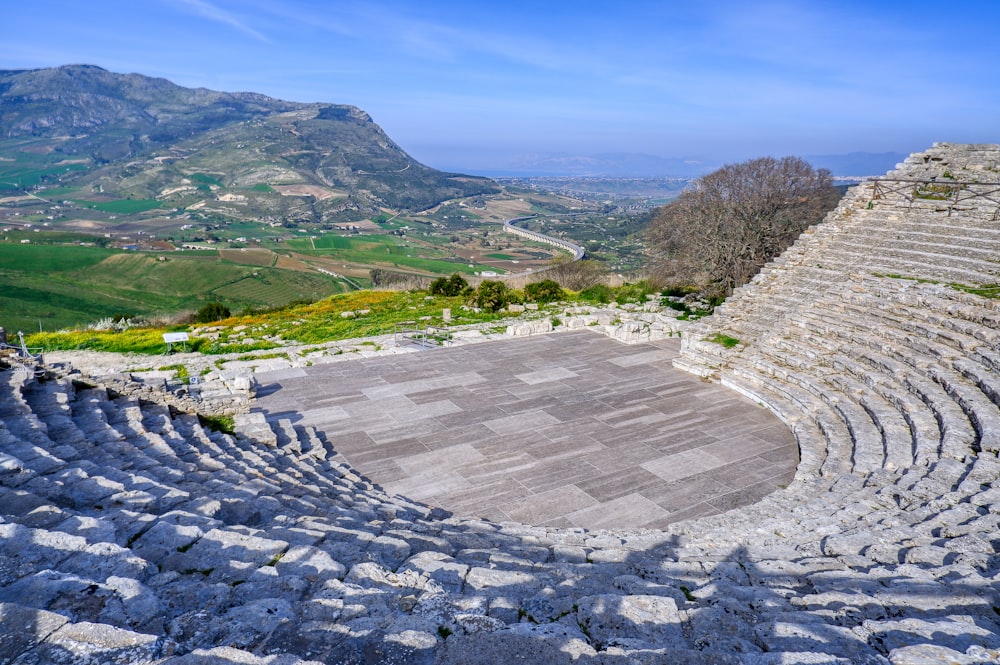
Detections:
[171, 0, 270, 43]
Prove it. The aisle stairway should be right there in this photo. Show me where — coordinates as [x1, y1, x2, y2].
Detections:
[1, 142, 998, 664]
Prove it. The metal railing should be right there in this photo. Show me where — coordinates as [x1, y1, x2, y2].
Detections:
[868, 178, 1000, 218]
[0, 332, 45, 377]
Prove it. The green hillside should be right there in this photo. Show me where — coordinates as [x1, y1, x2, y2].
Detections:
[0, 244, 352, 332]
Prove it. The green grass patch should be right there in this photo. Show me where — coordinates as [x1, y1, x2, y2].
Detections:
[28, 327, 206, 354]
[198, 414, 235, 435]
[0, 241, 354, 333]
[250, 183, 274, 192]
[706, 333, 740, 349]
[158, 363, 190, 379]
[37, 186, 81, 197]
[0, 162, 88, 191]
[950, 283, 1000, 299]
[0, 243, 116, 272]
[79, 198, 163, 214]
[290, 234, 495, 275]
[190, 173, 223, 187]
[874, 273, 1000, 299]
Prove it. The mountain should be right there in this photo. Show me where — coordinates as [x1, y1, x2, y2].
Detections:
[0, 65, 495, 220]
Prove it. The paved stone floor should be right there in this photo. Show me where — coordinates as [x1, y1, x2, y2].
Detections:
[254, 330, 797, 530]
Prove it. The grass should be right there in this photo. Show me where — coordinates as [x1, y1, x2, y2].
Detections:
[289, 234, 495, 275]
[17, 274, 680, 358]
[0, 279, 170, 333]
[198, 414, 235, 435]
[24, 289, 508, 355]
[876, 272, 1000, 300]
[190, 173, 223, 187]
[912, 183, 961, 201]
[0, 243, 356, 331]
[158, 363, 190, 379]
[0, 243, 115, 272]
[75, 198, 163, 214]
[951, 283, 1000, 299]
[706, 333, 740, 349]
[22, 279, 673, 357]
[0, 158, 89, 191]
[29, 327, 205, 355]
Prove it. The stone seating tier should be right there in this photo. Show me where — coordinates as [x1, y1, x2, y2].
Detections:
[5, 348, 1000, 663]
[2, 142, 1000, 664]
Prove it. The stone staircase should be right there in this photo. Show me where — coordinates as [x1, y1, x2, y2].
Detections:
[1, 142, 999, 664]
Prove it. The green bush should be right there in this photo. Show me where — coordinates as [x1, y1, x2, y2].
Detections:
[524, 279, 565, 303]
[614, 279, 657, 303]
[428, 273, 469, 296]
[471, 280, 511, 312]
[194, 302, 231, 323]
[579, 284, 613, 304]
[660, 286, 691, 298]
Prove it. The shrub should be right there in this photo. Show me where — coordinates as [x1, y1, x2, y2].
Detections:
[614, 279, 657, 303]
[524, 279, 565, 303]
[546, 257, 608, 290]
[579, 284, 613, 304]
[429, 273, 469, 296]
[660, 286, 691, 298]
[471, 280, 511, 312]
[194, 302, 231, 323]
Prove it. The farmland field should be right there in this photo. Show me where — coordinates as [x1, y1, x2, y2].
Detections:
[0, 244, 113, 272]
[0, 151, 90, 192]
[286, 235, 498, 275]
[218, 248, 277, 267]
[211, 271, 349, 305]
[0, 244, 354, 331]
[76, 198, 163, 214]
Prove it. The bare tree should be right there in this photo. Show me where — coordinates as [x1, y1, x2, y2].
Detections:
[544, 256, 609, 291]
[649, 156, 840, 297]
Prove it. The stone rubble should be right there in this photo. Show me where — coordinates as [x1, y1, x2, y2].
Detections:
[0, 143, 998, 663]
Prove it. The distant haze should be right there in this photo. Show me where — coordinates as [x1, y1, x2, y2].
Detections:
[439, 151, 908, 178]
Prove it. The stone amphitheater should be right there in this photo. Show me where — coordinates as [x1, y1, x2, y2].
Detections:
[1, 142, 999, 664]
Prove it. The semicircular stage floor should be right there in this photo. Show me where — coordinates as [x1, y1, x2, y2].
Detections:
[253, 330, 797, 530]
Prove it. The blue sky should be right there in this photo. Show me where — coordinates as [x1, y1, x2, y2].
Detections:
[2, 0, 998, 173]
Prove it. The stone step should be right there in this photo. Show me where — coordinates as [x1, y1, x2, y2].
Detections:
[817, 246, 997, 284]
[794, 306, 993, 461]
[758, 339, 914, 470]
[742, 353, 888, 475]
[726, 364, 855, 478]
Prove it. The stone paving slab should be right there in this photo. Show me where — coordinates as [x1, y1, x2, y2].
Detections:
[254, 330, 797, 529]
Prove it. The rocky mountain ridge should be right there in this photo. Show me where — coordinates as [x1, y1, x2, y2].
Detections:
[0, 65, 495, 219]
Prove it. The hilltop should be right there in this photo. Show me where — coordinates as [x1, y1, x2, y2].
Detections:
[0, 65, 496, 221]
